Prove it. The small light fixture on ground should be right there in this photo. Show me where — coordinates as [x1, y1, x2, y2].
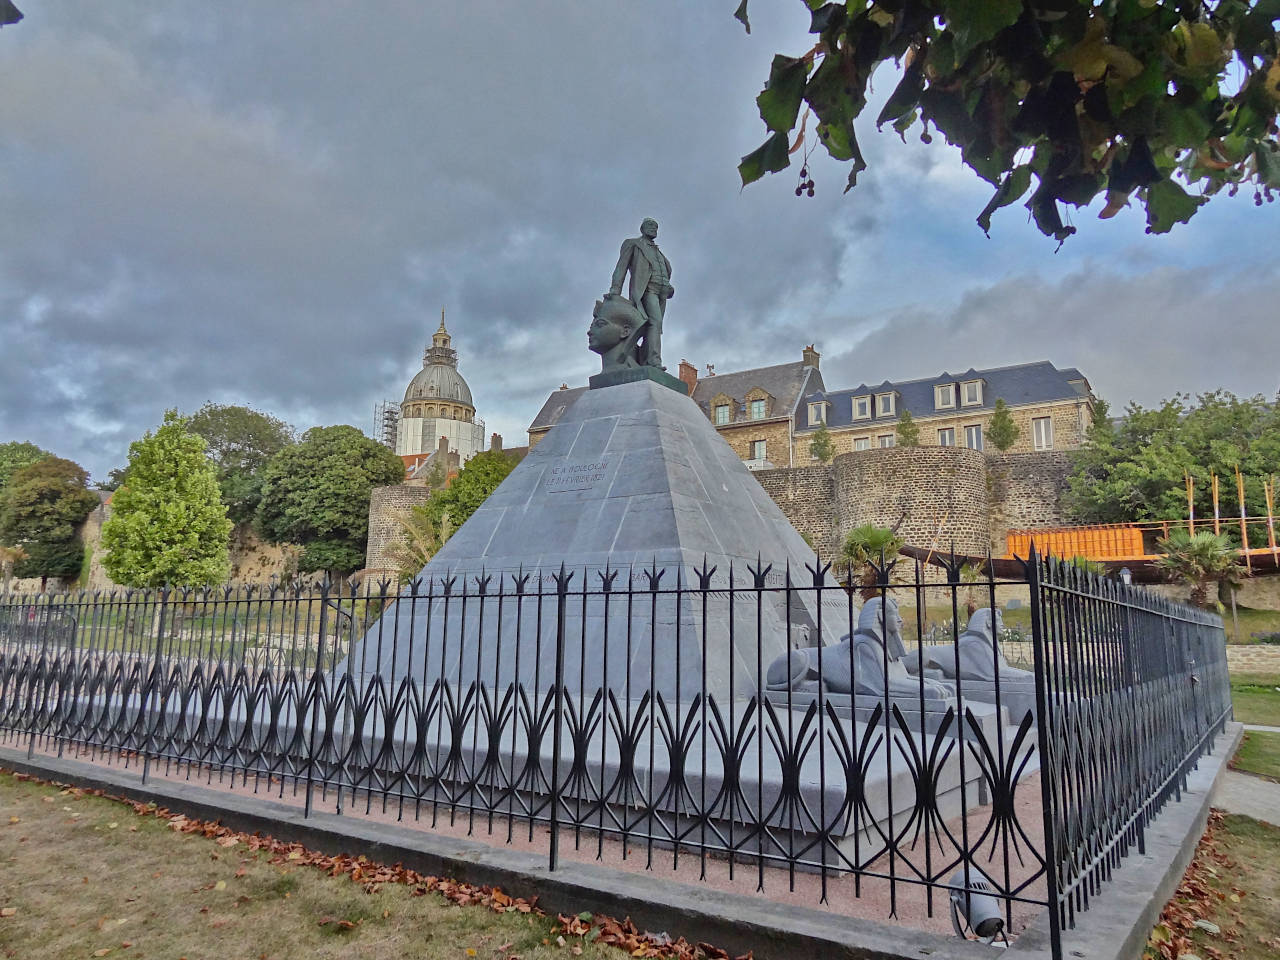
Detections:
[949, 868, 1007, 946]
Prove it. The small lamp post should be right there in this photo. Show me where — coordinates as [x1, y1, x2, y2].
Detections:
[1118, 567, 1132, 586]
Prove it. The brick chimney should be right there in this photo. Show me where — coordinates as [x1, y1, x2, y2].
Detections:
[803, 344, 820, 369]
[490, 432, 503, 452]
[437, 435, 449, 456]
[678, 359, 698, 393]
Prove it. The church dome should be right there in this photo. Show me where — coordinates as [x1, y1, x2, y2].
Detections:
[401, 313, 474, 409]
[403, 363, 473, 407]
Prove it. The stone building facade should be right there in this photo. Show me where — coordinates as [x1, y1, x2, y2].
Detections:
[794, 360, 1094, 461]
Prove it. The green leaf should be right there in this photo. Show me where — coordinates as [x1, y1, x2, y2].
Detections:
[805, 52, 865, 127]
[738, 131, 791, 185]
[1143, 178, 1207, 233]
[756, 54, 810, 133]
[876, 63, 924, 129]
[733, 0, 749, 35]
[944, 0, 1023, 62]
[976, 164, 1032, 235]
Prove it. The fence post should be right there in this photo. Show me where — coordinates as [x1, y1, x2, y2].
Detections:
[1027, 547, 1064, 960]
[304, 579, 331, 818]
[26, 596, 52, 761]
[549, 564, 572, 872]
[141, 587, 169, 785]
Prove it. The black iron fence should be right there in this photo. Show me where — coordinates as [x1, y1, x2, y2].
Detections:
[0, 551, 1229, 958]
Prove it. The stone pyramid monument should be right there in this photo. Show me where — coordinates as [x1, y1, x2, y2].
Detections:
[349, 221, 843, 701]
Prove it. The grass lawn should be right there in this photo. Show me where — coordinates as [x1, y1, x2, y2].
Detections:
[1232, 730, 1280, 783]
[1147, 813, 1280, 960]
[0, 771, 632, 960]
[1230, 674, 1280, 727]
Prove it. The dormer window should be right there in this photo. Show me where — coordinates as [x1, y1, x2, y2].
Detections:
[961, 380, 984, 407]
[807, 402, 826, 426]
[749, 398, 765, 420]
[714, 404, 730, 425]
[852, 395, 871, 420]
[876, 393, 895, 417]
[935, 384, 956, 410]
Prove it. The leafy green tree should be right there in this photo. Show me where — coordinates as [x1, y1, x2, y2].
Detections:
[0, 440, 50, 495]
[1154, 528, 1245, 608]
[735, 2, 1280, 243]
[0, 456, 98, 587]
[255, 425, 405, 576]
[895, 409, 920, 446]
[414, 450, 517, 547]
[1066, 391, 1280, 538]
[101, 412, 233, 588]
[808, 422, 835, 463]
[986, 398, 1020, 452]
[187, 403, 295, 525]
[841, 523, 903, 599]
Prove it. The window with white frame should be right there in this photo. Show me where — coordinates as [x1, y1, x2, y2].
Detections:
[876, 393, 895, 417]
[749, 398, 766, 420]
[750, 439, 767, 460]
[854, 437, 871, 451]
[1033, 417, 1054, 450]
[714, 404, 729, 425]
[852, 395, 871, 419]
[962, 380, 983, 406]
[878, 434, 895, 448]
[935, 384, 956, 409]
[808, 402, 825, 426]
[937, 427, 956, 447]
[965, 424, 984, 450]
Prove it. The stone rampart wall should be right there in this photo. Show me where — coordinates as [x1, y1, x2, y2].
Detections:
[753, 467, 838, 556]
[364, 485, 435, 575]
[755, 447, 1078, 560]
[833, 447, 991, 556]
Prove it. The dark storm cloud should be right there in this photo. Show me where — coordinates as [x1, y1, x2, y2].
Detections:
[0, 4, 1276, 479]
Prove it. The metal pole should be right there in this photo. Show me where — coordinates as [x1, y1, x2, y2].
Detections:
[1027, 547, 1064, 960]
[549, 564, 571, 871]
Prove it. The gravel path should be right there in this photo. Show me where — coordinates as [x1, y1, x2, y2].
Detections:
[1213, 769, 1280, 825]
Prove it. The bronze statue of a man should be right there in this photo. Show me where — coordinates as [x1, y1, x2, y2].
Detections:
[609, 218, 674, 369]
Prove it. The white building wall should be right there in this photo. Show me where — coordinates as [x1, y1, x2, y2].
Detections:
[396, 416, 486, 462]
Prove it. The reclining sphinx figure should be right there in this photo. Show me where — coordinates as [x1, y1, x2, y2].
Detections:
[766, 596, 950, 701]
[903, 607, 1035, 686]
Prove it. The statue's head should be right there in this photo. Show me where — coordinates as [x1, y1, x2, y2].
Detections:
[964, 607, 1004, 641]
[640, 218, 658, 239]
[856, 596, 903, 643]
[589, 294, 644, 355]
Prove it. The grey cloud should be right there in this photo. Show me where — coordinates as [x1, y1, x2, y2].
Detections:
[1, 4, 1276, 480]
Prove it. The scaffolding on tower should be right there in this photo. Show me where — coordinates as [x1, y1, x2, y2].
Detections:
[373, 399, 400, 449]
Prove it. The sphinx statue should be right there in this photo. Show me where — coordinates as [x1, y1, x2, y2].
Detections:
[766, 597, 950, 701]
[905, 607, 1035, 686]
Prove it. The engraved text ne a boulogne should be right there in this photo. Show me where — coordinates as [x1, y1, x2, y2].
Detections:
[544, 459, 609, 493]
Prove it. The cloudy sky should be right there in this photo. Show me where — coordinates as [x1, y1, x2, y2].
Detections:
[2, 3, 1276, 481]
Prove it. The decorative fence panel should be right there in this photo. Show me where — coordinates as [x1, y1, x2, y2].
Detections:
[0, 552, 1230, 959]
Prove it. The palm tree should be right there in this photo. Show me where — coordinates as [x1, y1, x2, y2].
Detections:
[1154, 528, 1245, 609]
[841, 524, 903, 600]
[0, 544, 26, 597]
[384, 505, 451, 584]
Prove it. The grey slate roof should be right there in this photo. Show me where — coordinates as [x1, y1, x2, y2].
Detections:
[797, 360, 1091, 433]
[529, 386, 588, 432]
[529, 360, 824, 433]
[690, 360, 824, 421]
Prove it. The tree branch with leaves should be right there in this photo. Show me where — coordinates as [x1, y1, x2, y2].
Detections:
[736, 1, 1280, 244]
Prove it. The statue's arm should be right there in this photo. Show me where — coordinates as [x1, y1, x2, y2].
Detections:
[609, 241, 632, 295]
